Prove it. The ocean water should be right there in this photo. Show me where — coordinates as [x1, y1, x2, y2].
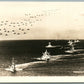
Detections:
[0, 40, 84, 76]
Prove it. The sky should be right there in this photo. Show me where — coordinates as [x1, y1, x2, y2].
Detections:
[0, 2, 84, 40]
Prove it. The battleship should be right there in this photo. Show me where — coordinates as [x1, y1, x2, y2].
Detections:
[65, 40, 84, 54]
[35, 50, 51, 62]
[5, 57, 23, 73]
[45, 42, 57, 48]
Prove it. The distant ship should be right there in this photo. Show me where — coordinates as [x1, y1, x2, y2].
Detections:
[65, 45, 76, 53]
[74, 39, 80, 43]
[65, 40, 83, 54]
[68, 40, 80, 45]
[45, 42, 59, 48]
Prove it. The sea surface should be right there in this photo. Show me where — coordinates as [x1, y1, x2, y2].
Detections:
[0, 40, 84, 76]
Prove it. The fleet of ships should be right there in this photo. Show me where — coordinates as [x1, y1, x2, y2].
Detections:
[5, 39, 84, 73]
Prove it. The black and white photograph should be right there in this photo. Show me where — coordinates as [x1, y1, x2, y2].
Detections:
[0, 1, 84, 79]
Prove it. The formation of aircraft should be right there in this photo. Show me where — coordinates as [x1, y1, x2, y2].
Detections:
[0, 12, 45, 37]
[0, 8, 58, 38]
